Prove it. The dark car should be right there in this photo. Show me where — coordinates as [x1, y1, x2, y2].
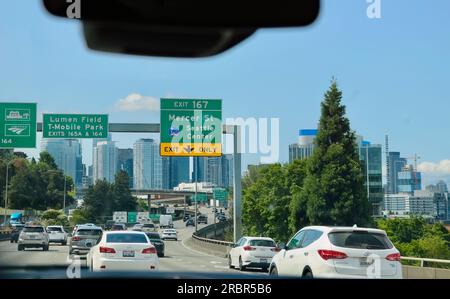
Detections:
[105, 220, 115, 230]
[186, 218, 195, 227]
[218, 215, 227, 222]
[197, 215, 208, 224]
[111, 223, 127, 231]
[183, 214, 191, 222]
[145, 232, 165, 257]
[10, 223, 25, 243]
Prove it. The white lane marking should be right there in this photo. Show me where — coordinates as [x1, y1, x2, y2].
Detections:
[213, 265, 229, 269]
[210, 261, 222, 264]
[181, 237, 228, 260]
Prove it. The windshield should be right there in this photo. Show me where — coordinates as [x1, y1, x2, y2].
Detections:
[1, 0, 450, 284]
[248, 240, 276, 247]
[76, 229, 103, 236]
[106, 234, 148, 243]
[328, 232, 394, 250]
[22, 227, 44, 233]
[146, 233, 161, 240]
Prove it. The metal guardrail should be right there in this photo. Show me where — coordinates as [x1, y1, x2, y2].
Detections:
[401, 257, 450, 267]
[192, 234, 233, 246]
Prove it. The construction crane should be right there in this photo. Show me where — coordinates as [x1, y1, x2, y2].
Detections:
[406, 154, 421, 191]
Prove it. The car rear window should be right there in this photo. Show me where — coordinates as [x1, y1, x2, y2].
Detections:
[143, 224, 154, 228]
[107, 233, 148, 243]
[328, 231, 393, 250]
[23, 227, 44, 233]
[47, 227, 62, 232]
[248, 240, 276, 247]
[146, 233, 161, 240]
[112, 224, 125, 229]
[77, 229, 103, 236]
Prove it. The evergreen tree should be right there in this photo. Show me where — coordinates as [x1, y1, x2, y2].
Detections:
[112, 171, 137, 211]
[303, 79, 370, 226]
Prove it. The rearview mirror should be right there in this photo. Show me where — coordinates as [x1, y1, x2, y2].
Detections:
[42, 0, 320, 57]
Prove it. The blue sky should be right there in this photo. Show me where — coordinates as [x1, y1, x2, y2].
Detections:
[1, 0, 450, 186]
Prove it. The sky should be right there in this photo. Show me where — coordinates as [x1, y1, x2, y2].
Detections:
[0, 0, 450, 186]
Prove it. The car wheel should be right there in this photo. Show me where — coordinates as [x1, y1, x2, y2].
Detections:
[10, 239, 13, 243]
[270, 266, 278, 276]
[303, 269, 313, 279]
[228, 256, 234, 269]
[18, 245, 24, 251]
[238, 257, 246, 271]
[62, 241, 67, 246]
[43, 245, 49, 251]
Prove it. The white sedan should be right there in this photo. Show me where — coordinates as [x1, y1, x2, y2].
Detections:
[87, 231, 159, 272]
[160, 229, 178, 241]
[228, 237, 279, 271]
[269, 226, 402, 279]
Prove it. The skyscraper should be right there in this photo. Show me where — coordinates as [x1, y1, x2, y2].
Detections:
[168, 157, 190, 189]
[41, 139, 83, 187]
[397, 164, 422, 193]
[118, 148, 133, 188]
[289, 129, 317, 163]
[358, 140, 383, 215]
[387, 152, 407, 194]
[192, 155, 233, 188]
[93, 140, 118, 183]
[133, 138, 162, 189]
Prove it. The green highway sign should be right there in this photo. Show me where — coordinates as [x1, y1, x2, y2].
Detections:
[213, 188, 228, 201]
[0, 102, 37, 148]
[192, 193, 208, 202]
[43, 114, 108, 138]
[160, 98, 222, 157]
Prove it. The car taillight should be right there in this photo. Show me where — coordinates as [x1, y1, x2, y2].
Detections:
[386, 252, 401, 262]
[99, 246, 116, 253]
[142, 247, 157, 254]
[71, 236, 81, 241]
[271, 247, 281, 252]
[243, 245, 255, 251]
[318, 249, 348, 260]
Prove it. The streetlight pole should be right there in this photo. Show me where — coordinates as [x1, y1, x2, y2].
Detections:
[63, 175, 66, 214]
[3, 163, 10, 226]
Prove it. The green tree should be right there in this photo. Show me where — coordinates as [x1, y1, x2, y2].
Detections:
[111, 171, 137, 211]
[302, 80, 370, 226]
[83, 179, 113, 223]
[70, 209, 89, 226]
[39, 151, 58, 169]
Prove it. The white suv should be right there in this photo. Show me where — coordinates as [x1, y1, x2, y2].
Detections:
[46, 225, 68, 245]
[228, 237, 279, 272]
[269, 226, 402, 279]
[18, 225, 50, 251]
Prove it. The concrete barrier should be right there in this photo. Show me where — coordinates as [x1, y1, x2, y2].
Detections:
[0, 229, 11, 241]
[402, 265, 450, 279]
[186, 236, 232, 258]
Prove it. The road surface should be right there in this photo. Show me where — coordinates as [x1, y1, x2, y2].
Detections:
[0, 207, 266, 277]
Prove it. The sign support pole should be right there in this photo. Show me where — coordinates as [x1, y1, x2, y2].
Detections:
[194, 156, 198, 233]
[232, 125, 242, 243]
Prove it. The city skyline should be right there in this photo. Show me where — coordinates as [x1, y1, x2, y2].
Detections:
[4, 1, 450, 187]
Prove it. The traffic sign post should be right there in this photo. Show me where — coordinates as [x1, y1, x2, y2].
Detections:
[0, 103, 37, 148]
[160, 98, 222, 157]
[43, 114, 108, 138]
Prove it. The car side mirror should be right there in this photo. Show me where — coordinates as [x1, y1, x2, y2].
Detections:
[277, 242, 287, 250]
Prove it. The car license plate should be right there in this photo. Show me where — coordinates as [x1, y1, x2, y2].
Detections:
[260, 258, 267, 263]
[359, 257, 373, 266]
[123, 250, 135, 257]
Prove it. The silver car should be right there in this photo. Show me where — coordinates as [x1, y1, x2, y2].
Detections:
[69, 225, 103, 256]
[18, 225, 50, 251]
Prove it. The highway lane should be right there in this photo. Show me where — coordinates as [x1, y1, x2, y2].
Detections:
[0, 211, 266, 277]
